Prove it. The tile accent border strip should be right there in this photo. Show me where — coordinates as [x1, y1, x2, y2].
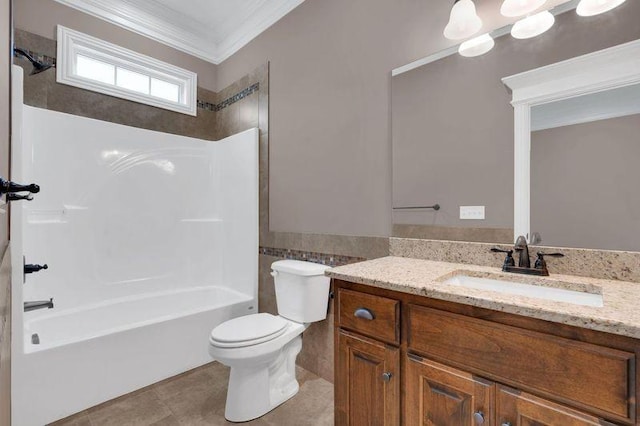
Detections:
[196, 100, 216, 111]
[259, 246, 366, 267]
[198, 83, 260, 112]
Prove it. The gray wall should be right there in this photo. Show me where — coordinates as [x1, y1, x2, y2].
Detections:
[215, 0, 466, 237]
[14, 0, 217, 92]
[215, 0, 640, 238]
[531, 114, 640, 251]
[391, 2, 640, 237]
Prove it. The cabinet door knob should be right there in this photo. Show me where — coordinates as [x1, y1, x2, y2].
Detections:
[473, 411, 485, 424]
[354, 308, 375, 320]
[381, 372, 393, 382]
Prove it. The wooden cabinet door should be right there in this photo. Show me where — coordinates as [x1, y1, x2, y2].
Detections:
[405, 355, 494, 426]
[497, 385, 616, 426]
[335, 330, 400, 426]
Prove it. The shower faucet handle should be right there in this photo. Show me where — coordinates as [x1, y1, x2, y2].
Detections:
[6, 193, 34, 202]
[24, 263, 48, 274]
[0, 177, 40, 194]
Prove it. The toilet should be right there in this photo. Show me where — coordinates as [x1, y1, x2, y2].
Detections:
[208, 259, 331, 422]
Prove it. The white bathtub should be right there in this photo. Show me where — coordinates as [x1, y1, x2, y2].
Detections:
[14, 286, 254, 425]
[11, 68, 259, 426]
[24, 286, 253, 352]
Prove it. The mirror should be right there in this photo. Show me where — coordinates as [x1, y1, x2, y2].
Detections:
[391, 2, 640, 251]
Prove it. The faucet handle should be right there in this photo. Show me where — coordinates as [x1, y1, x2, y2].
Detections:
[537, 252, 564, 258]
[0, 177, 40, 195]
[491, 247, 513, 254]
[491, 247, 515, 269]
[534, 252, 564, 270]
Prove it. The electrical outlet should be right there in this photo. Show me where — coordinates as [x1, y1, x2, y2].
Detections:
[460, 206, 485, 220]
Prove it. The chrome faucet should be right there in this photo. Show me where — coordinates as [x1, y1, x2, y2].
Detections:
[491, 236, 564, 276]
[24, 298, 54, 312]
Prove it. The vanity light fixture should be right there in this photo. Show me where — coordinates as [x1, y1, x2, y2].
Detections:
[511, 10, 555, 39]
[458, 33, 495, 57]
[444, 0, 483, 40]
[500, 0, 547, 17]
[576, 0, 627, 16]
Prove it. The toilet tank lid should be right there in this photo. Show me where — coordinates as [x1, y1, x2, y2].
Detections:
[271, 259, 331, 276]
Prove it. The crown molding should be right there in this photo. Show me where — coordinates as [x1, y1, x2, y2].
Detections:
[54, 0, 218, 62]
[215, 0, 306, 63]
[53, 0, 306, 64]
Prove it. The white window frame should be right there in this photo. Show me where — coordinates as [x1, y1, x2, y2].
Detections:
[56, 25, 197, 116]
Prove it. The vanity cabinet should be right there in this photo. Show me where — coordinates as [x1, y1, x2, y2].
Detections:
[334, 279, 639, 426]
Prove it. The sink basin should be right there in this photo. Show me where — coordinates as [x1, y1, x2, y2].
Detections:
[442, 274, 604, 307]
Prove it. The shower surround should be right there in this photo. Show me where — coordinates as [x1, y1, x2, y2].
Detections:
[10, 67, 259, 426]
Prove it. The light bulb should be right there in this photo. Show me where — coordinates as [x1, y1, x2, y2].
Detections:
[511, 10, 555, 39]
[444, 0, 483, 40]
[500, 0, 547, 17]
[576, 0, 626, 16]
[458, 34, 495, 57]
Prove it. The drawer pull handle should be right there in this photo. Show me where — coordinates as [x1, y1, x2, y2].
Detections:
[473, 411, 485, 424]
[381, 372, 393, 382]
[501, 423, 512, 426]
[354, 308, 375, 320]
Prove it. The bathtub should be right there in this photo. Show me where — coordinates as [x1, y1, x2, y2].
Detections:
[11, 67, 259, 426]
[23, 286, 253, 352]
[14, 286, 254, 426]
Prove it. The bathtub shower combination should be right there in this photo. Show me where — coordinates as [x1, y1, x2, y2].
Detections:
[10, 67, 259, 426]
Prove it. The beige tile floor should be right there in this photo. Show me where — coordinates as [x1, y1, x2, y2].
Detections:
[50, 362, 334, 426]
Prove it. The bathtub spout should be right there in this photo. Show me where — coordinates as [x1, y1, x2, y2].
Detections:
[24, 298, 54, 312]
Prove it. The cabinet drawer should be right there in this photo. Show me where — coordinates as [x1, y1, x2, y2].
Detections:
[338, 289, 400, 345]
[407, 305, 635, 422]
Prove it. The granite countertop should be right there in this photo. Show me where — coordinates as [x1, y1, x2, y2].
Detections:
[326, 256, 640, 339]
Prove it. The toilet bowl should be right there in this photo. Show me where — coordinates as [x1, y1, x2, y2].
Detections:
[209, 313, 307, 422]
[208, 260, 331, 422]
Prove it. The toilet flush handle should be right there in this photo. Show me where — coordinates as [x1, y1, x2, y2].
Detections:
[270, 271, 278, 278]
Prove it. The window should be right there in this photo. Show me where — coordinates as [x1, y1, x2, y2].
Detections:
[57, 26, 197, 116]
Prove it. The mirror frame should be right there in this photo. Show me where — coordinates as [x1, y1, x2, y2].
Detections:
[502, 39, 640, 244]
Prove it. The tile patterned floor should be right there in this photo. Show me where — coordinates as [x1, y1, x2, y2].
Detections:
[50, 363, 334, 426]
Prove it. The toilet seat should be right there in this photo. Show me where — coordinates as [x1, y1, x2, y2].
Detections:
[210, 313, 289, 348]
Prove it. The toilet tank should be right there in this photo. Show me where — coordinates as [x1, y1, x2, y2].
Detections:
[270, 260, 331, 323]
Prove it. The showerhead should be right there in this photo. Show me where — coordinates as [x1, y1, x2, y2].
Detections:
[14, 47, 53, 75]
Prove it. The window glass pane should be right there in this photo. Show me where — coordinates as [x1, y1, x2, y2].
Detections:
[76, 54, 115, 85]
[150, 78, 181, 103]
[116, 67, 150, 94]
